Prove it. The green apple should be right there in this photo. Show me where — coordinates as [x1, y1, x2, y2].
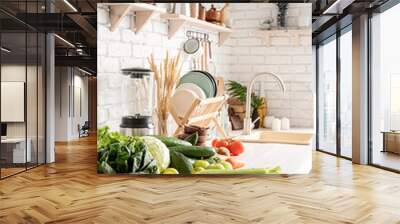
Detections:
[193, 167, 205, 173]
[193, 160, 210, 169]
[163, 168, 179, 174]
[207, 163, 225, 170]
[220, 161, 233, 170]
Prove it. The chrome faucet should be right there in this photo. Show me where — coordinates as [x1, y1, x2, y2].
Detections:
[243, 72, 286, 135]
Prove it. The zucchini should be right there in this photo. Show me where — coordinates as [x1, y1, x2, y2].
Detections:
[153, 135, 192, 147]
[169, 150, 193, 174]
[184, 132, 198, 145]
[169, 146, 216, 159]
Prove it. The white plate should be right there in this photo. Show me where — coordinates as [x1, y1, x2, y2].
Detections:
[176, 83, 206, 100]
[170, 88, 199, 118]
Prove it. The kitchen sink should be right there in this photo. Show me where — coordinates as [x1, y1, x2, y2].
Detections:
[235, 130, 314, 145]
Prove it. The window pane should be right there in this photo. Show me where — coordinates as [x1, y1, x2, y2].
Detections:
[318, 37, 337, 154]
[340, 29, 352, 158]
[371, 3, 400, 171]
[1, 30, 28, 177]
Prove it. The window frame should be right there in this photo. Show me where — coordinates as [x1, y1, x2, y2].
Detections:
[315, 24, 353, 160]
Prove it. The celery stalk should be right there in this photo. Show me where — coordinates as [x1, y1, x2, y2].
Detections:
[194, 167, 281, 175]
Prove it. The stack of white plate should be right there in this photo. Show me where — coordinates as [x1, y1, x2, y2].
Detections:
[170, 71, 216, 118]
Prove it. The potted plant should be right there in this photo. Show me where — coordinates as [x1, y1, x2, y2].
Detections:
[226, 80, 265, 129]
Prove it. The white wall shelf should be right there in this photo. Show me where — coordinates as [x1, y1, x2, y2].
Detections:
[106, 3, 232, 46]
[254, 28, 311, 47]
[160, 13, 232, 46]
[108, 3, 165, 33]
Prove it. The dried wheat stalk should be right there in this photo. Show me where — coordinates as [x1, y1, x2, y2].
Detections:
[148, 51, 182, 135]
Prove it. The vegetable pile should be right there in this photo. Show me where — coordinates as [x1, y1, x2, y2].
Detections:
[97, 126, 280, 175]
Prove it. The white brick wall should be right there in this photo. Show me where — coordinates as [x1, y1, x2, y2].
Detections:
[97, 3, 314, 130]
[97, 4, 232, 131]
[225, 3, 314, 128]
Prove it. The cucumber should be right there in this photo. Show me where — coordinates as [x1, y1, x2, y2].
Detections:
[153, 135, 192, 147]
[169, 150, 193, 174]
[169, 146, 216, 159]
[184, 132, 198, 145]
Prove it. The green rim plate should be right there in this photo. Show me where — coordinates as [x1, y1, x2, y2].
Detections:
[178, 71, 216, 98]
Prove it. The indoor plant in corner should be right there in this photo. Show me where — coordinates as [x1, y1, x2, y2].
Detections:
[226, 80, 265, 129]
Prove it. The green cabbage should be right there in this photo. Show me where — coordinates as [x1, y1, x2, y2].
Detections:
[97, 126, 158, 174]
[142, 136, 170, 172]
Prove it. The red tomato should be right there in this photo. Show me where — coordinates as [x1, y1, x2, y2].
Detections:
[212, 139, 229, 148]
[218, 140, 229, 148]
[211, 139, 219, 148]
[227, 140, 244, 156]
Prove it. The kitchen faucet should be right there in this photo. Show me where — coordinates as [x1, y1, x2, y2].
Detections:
[243, 72, 286, 135]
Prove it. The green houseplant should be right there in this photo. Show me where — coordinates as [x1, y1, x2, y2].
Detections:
[226, 80, 264, 128]
[226, 80, 263, 110]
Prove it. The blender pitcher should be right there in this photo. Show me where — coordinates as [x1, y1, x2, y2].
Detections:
[120, 68, 155, 136]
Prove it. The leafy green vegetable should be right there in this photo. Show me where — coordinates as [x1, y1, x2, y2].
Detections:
[184, 132, 199, 145]
[97, 126, 158, 174]
[142, 136, 170, 172]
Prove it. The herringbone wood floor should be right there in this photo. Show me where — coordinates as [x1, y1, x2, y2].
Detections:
[1, 135, 400, 224]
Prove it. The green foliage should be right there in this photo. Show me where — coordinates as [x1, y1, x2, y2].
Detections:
[226, 80, 247, 102]
[97, 126, 158, 174]
[226, 80, 264, 109]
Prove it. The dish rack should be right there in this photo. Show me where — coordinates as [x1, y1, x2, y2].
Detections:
[169, 77, 228, 138]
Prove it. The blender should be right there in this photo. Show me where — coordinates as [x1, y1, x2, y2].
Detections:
[119, 68, 155, 136]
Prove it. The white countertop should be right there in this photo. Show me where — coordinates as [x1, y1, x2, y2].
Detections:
[236, 142, 312, 174]
[227, 128, 314, 174]
[229, 128, 315, 137]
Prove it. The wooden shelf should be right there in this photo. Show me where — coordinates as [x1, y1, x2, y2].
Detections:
[254, 28, 311, 47]
[160, 13, 232, 46]
[107, 3, 165, 33]
[106, 3, 232, 45]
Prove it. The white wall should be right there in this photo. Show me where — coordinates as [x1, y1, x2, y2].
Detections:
[97, 4, 231, 131]
[226, 3, 313, 128]
[97, 3, 313, 131]
[55, 67, 89, 141]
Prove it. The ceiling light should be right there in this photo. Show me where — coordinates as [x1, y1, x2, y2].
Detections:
[54, 34, 75, 48]
[78, 67, 92, 76]
[1, 47, 11, 53]
[63, 0, 78, 12]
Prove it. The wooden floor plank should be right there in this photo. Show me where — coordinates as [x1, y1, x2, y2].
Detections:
[0, 135, 399, 223]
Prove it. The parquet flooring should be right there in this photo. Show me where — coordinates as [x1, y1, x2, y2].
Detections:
[1, 135, 400, 223]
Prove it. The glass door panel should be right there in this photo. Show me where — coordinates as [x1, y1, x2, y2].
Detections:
[318, 37, 337, 154]
[340, 29, 352, 158]
[1, 31, 28, 177]
[371, 4, 400, 171]
[38, 32, 46, 165]
[27, 31, 38, 169]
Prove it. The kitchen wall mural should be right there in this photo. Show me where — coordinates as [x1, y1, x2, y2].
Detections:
[97, 3, 313, 175]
